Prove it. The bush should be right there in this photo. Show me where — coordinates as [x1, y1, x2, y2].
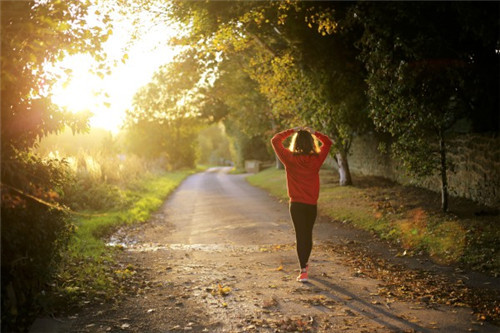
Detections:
[60, 151, 149, 211]
[1, 203, 72, 331]
[1, 151, 73, 332]
[63, 178, 128, 211]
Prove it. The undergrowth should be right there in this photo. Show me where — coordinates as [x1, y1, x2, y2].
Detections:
[247, 167, 500, 277]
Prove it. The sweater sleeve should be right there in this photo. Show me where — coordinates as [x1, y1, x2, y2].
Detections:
[271, 129, 295, 165]
[314, 131, 333, 164]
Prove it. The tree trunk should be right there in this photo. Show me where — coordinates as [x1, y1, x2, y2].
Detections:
[275, 154, 284, 169]
[439, 132, 449, 212]
[335, 150, 352, 186]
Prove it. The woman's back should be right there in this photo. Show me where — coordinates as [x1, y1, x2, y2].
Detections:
[271, 128, 332, 205]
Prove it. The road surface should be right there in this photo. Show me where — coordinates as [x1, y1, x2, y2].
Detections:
[31, 167, 499, 332]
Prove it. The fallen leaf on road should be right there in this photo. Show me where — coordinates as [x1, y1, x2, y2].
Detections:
[262, 297, 278, 308]
[325, 241, 500, 323]
[218, 283, 231, 296]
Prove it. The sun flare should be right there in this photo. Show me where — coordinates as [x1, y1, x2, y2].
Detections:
[50, 55, 102, 114]
[50, 53, 131, 133]
[49, 7, 182, 133]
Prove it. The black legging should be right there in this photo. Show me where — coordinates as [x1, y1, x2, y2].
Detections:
[289, 202, 317, 269]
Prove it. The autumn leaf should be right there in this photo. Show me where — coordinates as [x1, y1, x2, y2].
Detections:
[217, 283, 231, 296]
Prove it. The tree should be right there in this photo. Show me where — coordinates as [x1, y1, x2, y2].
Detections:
[123, 53, 202, 169]
[197, 124, 232, 166]
[1, 1, 111, 151]
[356, 2, 500, 211]
[1, 1, 111, 329]
[199, 54, 276, 168]
[243, 1, 371, 184]
[166, 0, 371, 185]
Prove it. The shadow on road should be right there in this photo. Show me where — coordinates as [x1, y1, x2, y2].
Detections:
[310, 277, 431, 333]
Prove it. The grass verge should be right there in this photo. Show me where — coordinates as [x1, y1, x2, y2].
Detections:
[247, 167, 500, 277]
[47, 169, 194, 313]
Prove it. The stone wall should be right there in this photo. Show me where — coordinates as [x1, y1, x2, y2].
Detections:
[330, 132, 500, 208]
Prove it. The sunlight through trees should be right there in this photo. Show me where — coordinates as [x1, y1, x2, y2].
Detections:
[1, 1, 498, 330]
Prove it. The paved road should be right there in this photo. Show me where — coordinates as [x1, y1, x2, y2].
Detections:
[32, 167, 499, 332]
[142, 166, 295, 245]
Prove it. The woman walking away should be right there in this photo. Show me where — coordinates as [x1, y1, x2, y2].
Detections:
[271, 126, 332, 282]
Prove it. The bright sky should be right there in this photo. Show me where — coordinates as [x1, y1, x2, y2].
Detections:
[50, 4, 182, 133]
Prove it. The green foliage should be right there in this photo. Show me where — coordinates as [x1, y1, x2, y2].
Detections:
[248, 1, 370, 150]
[37, 129, 152, 211]
[209, 54, 274, 134]
[123, 54, 202, 169]
[197, 124, 232, 166]
[123, 120, 199, 170]
[1, 0, 111, 151]
[225, 121, 272, 169]
[1, 204, 72, 331]
[1, 151, 73, 332]
[1, 2, 112, 329]
[166, 1, 371, 185]
[356, 2, 499, 210]
[202, 54, 275, 166]
[64, 179, 127, 212]
[359, 4, 456, 171]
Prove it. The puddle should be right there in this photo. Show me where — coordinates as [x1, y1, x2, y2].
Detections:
[107, 235, 139, 248]
[125, 243, 168, 252]
[107, 241, 262, 253]
[107, 227, 140, 248]
[106, 226, 294, 253]
[168, 243, 260, 253]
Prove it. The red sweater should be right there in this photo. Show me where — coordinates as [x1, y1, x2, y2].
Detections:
[271, 129, 333, 205]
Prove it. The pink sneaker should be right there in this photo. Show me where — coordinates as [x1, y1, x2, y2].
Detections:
[297, 264, 309, 282]
[297, 271, 308, 282]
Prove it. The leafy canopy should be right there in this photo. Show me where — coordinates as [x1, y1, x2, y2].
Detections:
[357, 2, 499, 177]
[1, 0, 112, 151]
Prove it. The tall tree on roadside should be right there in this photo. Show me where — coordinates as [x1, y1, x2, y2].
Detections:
[244, 1, 370, 185]
[356, 2, 499, 211]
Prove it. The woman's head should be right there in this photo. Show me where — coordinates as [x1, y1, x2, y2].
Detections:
[289, 130, 319, 155]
